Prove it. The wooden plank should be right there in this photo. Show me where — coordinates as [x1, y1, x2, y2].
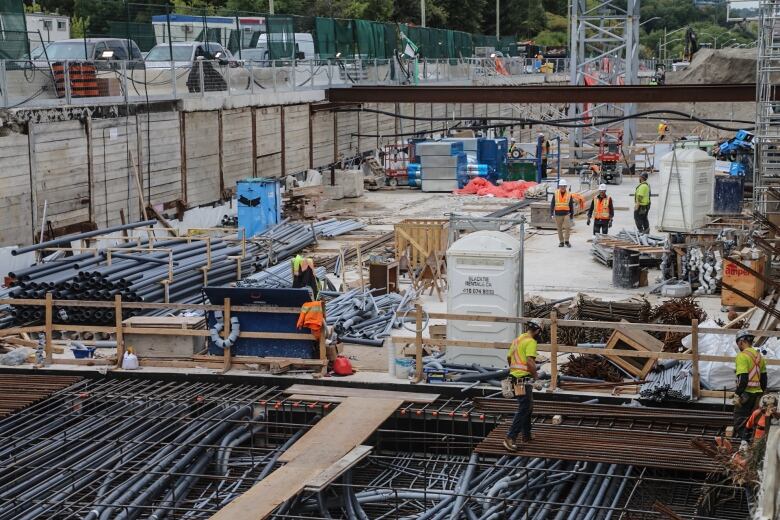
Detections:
[283, 384, 439, 404]
[212, 397, 401, 520]
[303, 445, 373, 492]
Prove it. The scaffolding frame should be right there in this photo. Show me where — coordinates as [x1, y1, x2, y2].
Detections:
[569, 0, 639, 160]
[754, 0, 780, 223]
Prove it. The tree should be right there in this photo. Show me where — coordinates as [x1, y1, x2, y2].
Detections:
[70, 15, 88, 38]
[483, 0, 546, 38]
[393, 0, 447, 27]
[36, 0, 75, 16]
[440, 0, 486, 33]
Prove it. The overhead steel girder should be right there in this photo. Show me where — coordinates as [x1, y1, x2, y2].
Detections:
[325, 84, 760, 104]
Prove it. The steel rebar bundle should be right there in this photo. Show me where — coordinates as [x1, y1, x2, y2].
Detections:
[640, 360, 694, 402]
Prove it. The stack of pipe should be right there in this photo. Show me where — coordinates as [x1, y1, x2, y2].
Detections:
[237, 262, 327, 289]
[591, 230, 665, 267]
[321, 288, 417, 346]
[312, 218, 365, 238]
[640, 360, 693, 402]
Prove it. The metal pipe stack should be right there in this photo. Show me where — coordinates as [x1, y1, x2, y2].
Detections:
[321, 288, 417, 345]
[312, 218, 365, 238]
[639, 360, 693, 402]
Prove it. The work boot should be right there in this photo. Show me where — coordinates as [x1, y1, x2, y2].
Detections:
[558, 242, 564, 247]
[503, 437, 518, 452]
[565, 242, 571, 248]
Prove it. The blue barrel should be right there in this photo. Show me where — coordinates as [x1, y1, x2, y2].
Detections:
[407, 163, 421, 187]
[713, 175, 743, 214]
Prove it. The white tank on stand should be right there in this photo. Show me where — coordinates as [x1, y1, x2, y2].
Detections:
[656, 148, 715, 232]
[445, 231, 520, 368]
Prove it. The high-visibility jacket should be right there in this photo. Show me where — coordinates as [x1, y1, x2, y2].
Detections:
[657, 123, 668, 135]
[738, 347, 764, 392]
[292, 255, 314, 276]
[746, 408, 770, 440]
[508, 333, 537, 378]
[594, 196, 612, 220]
[554, 190, 572, 212]
[297, 301, 324, 339]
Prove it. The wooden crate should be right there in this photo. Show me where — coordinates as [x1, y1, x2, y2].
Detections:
[394, 219, 449, 268]
[604, 324, 664, 379]
[722, 256, 766, 307]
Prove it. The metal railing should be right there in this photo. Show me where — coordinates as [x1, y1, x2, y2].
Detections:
[0, 57, 570, 109]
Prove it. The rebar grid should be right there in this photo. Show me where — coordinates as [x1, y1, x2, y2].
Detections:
[0, 378, 314, 519]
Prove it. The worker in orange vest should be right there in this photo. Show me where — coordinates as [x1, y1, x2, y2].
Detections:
[733, 330, 768, 440]
[550, 179, 575, 248]
[297, 301, 324, 339]
[587, 184, 614, 235]
[746, 394, 778, 442]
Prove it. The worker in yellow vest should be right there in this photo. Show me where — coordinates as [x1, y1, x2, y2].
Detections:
[291, 254, 319, 298]
[550, 179, 575, 247]
[733, 330, 768, 440]
[657, 121, 669, 141]
[586, 184, 614, 235]
[503, 319, 542, 451]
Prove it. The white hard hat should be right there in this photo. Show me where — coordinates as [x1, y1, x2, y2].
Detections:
[527, 319, 543, 331]
[599, 183, 607, 191]
[736, 329, 753, 343]
[558, 179, 568, 187]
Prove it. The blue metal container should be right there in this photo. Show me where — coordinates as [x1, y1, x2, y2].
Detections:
[407, 163, 422, 187]
[237, 178, 281, 238]
[478, 138, 509, 182]
[204, 287, 316, 358]
[713, 175, 744, 214]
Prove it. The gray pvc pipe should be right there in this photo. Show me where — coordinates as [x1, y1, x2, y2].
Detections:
[12, 219, 157, 255]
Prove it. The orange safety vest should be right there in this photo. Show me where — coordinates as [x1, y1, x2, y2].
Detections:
[743, 348, 763, 389]
[554, 190, 572, 212]
[594, 196, 611, 220]
[508, 333, 535, 378]
[297, 301, 324, 339]
[747, 409, 770, 440]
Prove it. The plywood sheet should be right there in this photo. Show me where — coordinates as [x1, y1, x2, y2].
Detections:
[283, 384, 439, 404]
[283, 104, 310, 175]
[184, 111, 220, 205]
[211, 397, 401, 520]
[0, 133, 32, 246]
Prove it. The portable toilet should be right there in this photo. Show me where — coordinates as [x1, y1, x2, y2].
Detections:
[237, 178, 281, 238]
[445, 231, 521, 368]
[656, 149, 715, 232]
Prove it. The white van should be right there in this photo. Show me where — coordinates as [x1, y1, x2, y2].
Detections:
[247, 32, 315, 61]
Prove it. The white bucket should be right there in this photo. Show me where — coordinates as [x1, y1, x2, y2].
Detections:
[394, 357, 414, 379]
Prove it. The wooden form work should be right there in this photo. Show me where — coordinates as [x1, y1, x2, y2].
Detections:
[1, 297, 328, 373]
[211, 396, 402, 520]
[394, 218, 449, 269]
[396, 310, 780, 398]
[604, 322, 665, 379]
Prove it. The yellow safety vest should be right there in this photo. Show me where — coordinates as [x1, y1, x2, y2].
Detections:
[743, 348, 763, 390]
[508, 333, 536, 378]
[554, 190, 572, 212]
[594, 196, 611, 220]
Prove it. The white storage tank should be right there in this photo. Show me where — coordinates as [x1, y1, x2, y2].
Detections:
[656, 149, 715, 232]
[445, 231, 520, 367]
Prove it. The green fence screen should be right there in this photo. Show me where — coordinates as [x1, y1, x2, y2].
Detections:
[0, 0, 29, 59]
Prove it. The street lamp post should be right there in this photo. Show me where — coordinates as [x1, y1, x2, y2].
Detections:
[663, 26, 688, 61]
[421, 0, 426, 28]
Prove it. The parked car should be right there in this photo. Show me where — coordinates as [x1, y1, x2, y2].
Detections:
[34, 38, 144, 69]
[145, 41, 247, 92]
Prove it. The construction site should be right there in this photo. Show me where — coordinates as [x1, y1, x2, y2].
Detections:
[0, 1, 778, 519]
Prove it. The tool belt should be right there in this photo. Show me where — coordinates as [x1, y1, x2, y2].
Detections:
[512, 377, 533, 396]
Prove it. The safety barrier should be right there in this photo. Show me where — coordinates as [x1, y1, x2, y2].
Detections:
[396, 306, 780, 399]
[0, 57, 569, 109]
[0, 296, 328, 373]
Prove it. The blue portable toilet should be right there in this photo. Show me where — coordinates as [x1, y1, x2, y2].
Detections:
[237, 178, 281, 238]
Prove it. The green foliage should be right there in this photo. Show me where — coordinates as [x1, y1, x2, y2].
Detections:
[440, 0, 486, 33]
[70, 15, 88, 38]
[534, 29, 566, 47]
[25, 1, 42, 13]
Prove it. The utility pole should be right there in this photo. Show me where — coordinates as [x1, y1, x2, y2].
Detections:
[496, 0, 500, 40]
[269, 0, 275, 15]
[421, 0, 426, 27]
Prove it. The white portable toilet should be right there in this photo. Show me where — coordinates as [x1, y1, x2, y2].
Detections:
[445, 231, 520, 368]
[656, 148, 715, 232]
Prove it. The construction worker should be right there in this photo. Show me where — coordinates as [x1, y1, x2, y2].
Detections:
[291, 254, 319, 298]
[550, 179, 575, 247]
[587, 184, 614, 235]
[733, 330, 768, 440]
[503, 319, 543, 451]
[657, 121, 669, 141]
[634, 173, 651, 235]
[746, 394, 779, 442]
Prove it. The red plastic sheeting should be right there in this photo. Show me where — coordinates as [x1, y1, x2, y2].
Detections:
[454, 178, 537, 199]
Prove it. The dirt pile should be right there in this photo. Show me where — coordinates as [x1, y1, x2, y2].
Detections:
[667, 48, 757, 84]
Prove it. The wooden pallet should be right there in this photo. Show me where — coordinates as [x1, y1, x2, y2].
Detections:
[594, 238, 666, 255]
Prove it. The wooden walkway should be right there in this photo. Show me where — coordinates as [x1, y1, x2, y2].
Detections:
[212, 387, 437, 520]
